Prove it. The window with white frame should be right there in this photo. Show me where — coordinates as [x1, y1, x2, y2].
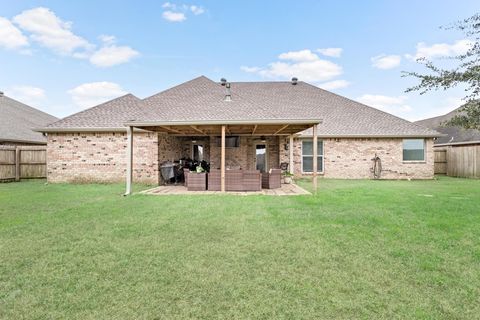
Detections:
[302, 139, 323, 173]
[402, 139, 425, 161]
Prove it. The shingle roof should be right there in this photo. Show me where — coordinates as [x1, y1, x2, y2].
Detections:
[415, 107, 480, 144]
[0, 95, 58, 144]
[45, 94, 145, 129]
[43, 76, 440, 137]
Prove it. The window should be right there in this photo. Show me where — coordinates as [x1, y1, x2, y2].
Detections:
[302, 139, 323, 173]
[403, 139, 425, 161]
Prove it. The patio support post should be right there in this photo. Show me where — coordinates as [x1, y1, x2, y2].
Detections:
[125, 126, 133, 195]
[312, 125, 318, 192]
[289, 135, 294, 175]
[221, 125, 226, 192]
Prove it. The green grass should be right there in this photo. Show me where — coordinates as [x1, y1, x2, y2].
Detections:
[1, 177, 479, 319]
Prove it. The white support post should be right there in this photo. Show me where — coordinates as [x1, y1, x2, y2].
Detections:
[125, 126, 134, 195]
[289, 135, 294, 175]
[221, 125, 226, 192]
[312, 125, 318, 192]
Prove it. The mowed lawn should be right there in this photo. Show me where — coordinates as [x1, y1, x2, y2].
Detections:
[1, 177, 479, 319]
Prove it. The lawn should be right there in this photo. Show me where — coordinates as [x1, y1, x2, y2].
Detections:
[1, 177, 479, 319]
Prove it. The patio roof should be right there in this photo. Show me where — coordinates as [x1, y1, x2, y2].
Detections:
[124, 119, 322, 136]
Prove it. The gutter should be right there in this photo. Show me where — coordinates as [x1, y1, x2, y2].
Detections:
[0, 138, 46, 145]
[123, 119, 323, 126]
[298, 133, 445, 138]
[34, 127, 147, 133]
[434, 140, 480, 147]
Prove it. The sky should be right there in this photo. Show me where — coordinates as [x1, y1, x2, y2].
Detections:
[0, 0, 478, 120]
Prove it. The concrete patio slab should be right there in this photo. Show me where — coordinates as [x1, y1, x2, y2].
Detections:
[140, 183, 310, 196]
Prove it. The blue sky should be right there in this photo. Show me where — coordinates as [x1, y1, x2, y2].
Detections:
[0, 1, 478, 120]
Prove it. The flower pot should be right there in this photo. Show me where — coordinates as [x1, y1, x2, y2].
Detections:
[284, 176, 292, 184]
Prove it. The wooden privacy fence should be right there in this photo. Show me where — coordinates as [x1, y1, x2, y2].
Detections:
[434, 146, 480, 178]
[434, 149, 447, 174]
[0, 146, 47, 181]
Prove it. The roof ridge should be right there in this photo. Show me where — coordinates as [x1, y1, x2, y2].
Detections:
[47, 93, 138, 127]
[1, 95, 58, 120]
[143, 75, 214, 101]
[301, 81, 438, 135]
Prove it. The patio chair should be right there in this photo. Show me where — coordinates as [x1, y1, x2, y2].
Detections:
[262, 169, 282, 189]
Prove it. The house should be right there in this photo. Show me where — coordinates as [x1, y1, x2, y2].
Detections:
[416, 107, 480, 178]
[0, 92, 58, 146]
[39, 76, 440, 191]
[415, 106, 480, 147]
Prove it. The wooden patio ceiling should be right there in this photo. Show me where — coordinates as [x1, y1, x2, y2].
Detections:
[125, 120, 322, 136]
[136, 124, 313, 136]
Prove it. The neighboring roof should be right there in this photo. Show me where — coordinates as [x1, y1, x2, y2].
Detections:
[415, 106, 480, 144]
[42, 76, 440, 137]
[0, 95, 58, 144]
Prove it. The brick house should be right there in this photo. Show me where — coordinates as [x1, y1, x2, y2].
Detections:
[39, 76, 440, 190]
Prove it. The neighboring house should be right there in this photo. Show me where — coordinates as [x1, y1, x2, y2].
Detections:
[39, 76, 440, 185]
[0, 92, 58, 146]
[416, 107, 480, 178]
[415, 106, 480, 147]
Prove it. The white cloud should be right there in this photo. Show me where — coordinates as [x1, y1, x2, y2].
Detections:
[162, 2, 175, 9]
[318, 80, 350, 90]
[317, 47, 343, 58]
[409, 97, 464, 121]
[68, 82, 127, 108]
[6, 7, 140, 67]
[357, 94, 412, 116]
[371, 54, 401, 69]
[13, 7, 93, 56]
[6, 85, 46, 105]
[240, 66, 261, 73]
[242, 49, 343, 83]
[0, 17, 29, 50]
[190, 5, 205, 15]
[99, 34, 116, 45]
[279, 49, 319, 62]
[162, 10, 187, 22]
[161, 3, 205, 22]
[90, 45, 139, 67]
[407, 39, 473, 60]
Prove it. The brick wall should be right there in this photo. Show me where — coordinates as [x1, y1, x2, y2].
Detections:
[292, 137, 434, 179]
[47, 132, 159, 184]
[209, 136, 279, 170]
[47, 132, 434, 183]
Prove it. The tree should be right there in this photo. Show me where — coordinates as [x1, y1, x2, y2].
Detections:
[403, 13, 480, 129]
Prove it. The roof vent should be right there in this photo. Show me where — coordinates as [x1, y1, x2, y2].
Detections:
[291, 77, 298, 85]
[220, 78, 227, 86]
[224, 82, 232, 102]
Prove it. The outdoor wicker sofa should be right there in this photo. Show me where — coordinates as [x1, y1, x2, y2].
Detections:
[208, 169, 262, 191]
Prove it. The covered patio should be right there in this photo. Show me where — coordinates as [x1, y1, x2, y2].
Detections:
[123, 119, 322, 195]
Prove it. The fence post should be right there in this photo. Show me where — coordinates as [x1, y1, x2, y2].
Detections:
[15, 146, 20, 181]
